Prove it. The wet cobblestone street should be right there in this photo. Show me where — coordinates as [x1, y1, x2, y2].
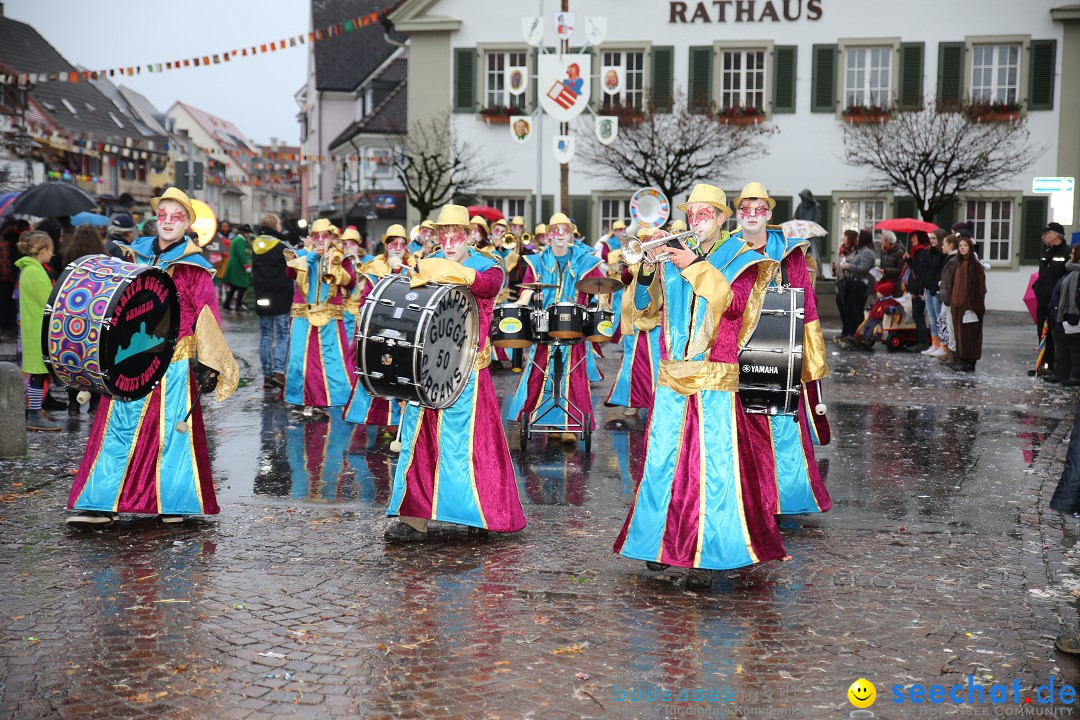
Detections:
[3, 311, 1080, 719]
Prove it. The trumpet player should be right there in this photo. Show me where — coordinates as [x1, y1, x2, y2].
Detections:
[613, 184, 786, 590]
[343, 224, 416, 428]
[729, 182, 832, 518]
[283, 218, 357, 414]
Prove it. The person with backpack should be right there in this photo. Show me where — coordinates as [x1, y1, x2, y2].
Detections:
[250, 213, 293, 389]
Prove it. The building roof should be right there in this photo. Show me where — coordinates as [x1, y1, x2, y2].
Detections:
[117, 86, 170, 137]
[313, 0, 405, 92]
[328, 80, 407, 151]
[0, 15, 164, 148]
[171, 100, 259, 154]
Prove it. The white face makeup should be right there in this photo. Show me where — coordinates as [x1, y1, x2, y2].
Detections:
[548, 224, 571, 251]
[387, 238, 407, 258]
[737, 199, 771, 235]
[440, 226, 469, 262]
[511, 224, 524, 235]
[156, 200, 191, 244]
[685, 203, 721, 242]
[311, 231, 333, 256]
[418, 227, 436, 251]
[491, 225, 506, 240]
[469, 227, 485, 246]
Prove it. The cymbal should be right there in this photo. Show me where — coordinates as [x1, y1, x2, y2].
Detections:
[575, 276, 623, 295]
[519, 282, 558, 290]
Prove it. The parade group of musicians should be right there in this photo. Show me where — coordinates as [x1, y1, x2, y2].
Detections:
[63, 179, 831, 590]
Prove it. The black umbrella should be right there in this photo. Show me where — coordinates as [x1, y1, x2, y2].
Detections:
[9, 182, 96, 217]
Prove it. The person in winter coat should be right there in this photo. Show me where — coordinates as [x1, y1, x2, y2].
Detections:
[104, 213, 136, 260]
[1033, 222, 1070, 374]
[921, 229, 948, 357]
[15, 231, 61, 431]
[250, 213, 294, 389]
[948, 235, 987, 372]
[905, 230, 932, 350]
[879, 230, 905, 296]
[839, 229, 877, 346]
[222, 227, 251, 310]
[938, 234, 960, 365]
[1047, 244, 1080, 385]
[833, 229, 859, 338]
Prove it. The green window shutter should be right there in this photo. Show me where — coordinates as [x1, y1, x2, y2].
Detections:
[772, 197, 792, 223]
[530, 48, 538, 112]
[894, 196, 917, 220]
[541, 195, 554, 225]
[772, 45, 797, 114]
[810, 44, 837, 113]
[936, 42, 965, 107]
[688, 46, 713, 114]
[934, 196, 958, 230]
[898, 43, 924, 110]
[453, 48, 475, 113]
[1021, 196, 1049, 263]
[569, 195, 591, 241]
[1028, 39, 1056, 111]
[816, 197, 832, 257]
[651, 46, 674, 112]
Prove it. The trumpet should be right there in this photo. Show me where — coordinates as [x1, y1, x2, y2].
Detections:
[499, 232, 519, 250]
[622, 229, 701, 265]
[321, 244, 346, 285]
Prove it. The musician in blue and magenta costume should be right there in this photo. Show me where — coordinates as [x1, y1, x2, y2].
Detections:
[342, 224, 416, 427]
[384, 204, 526, 542]
[728, 182, 831, 517]
[66, 187, 239, 526]
[339, 225, 365, 343]
[488, 218, 515, 363]
[613, 183, 787, 589]
[283, 217, 357, 411]
[504, 213, 605, 442]
[605, 227, 663, 416]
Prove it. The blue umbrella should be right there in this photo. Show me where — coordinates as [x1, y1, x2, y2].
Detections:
[71, 211, 110, 227]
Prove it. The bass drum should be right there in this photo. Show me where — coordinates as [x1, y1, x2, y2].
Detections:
[43, 255, 180, 400]
[490, 303, 533, 349]
[738, 286, 804, 415]
[356, 276, 479, 409]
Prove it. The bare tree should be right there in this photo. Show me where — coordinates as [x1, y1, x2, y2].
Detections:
[576, 90, 779, 203]
[841, 98, 1045, 222]
[393, 112, 502, 221]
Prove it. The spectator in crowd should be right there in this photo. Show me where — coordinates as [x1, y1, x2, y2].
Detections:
[833, 229, 859, 340]
[1033, 222, 1070, 375]
[948, 235, 987, 372]
[838, 229, 877, 347]
[114, 192, 136, 216]
[250, 213, 292, 389]
[60, 225, 108, 415]
[222, 225, 251, 311]
[15, 231, 61, 431]
[938, 233, 960, 365]
[1048, 244, 1080, 386]
[921, 229, 948, 358]
[0, 219, 30, 340]
[104, 213, 136, 260]
[879, 230, 905, 296]
[905, 230, 932, 351]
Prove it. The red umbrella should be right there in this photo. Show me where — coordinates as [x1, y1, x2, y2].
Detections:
[467, 205, 505, 223]
[1023, 271, 1038, 323]
[875, 218, 940, 233]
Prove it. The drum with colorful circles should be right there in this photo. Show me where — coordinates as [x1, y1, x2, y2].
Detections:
[43, 255, 180, 400]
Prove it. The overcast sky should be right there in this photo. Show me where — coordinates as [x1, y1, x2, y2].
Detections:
[5, 0, 309, 146]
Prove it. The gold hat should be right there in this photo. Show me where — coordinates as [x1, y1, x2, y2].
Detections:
[548, 212, 572, 228]
[381, 224, 408, 243]
[419, 219, 436, 230]
[676, 183, 733, 216]
[150, 187, 195, 224]
[611, 220, 626, 231]
[637, 227, 656, 239]
[510, 215, 525, 226]
[310, 218, 339, 234]
[732, 181, 776, 210]
[670, 219, 688, 232]
[492, 218, 510, 230]
[434, 204, 471, 226]
[341, 226, 361, 242]
[469, 215, 490, 233]
[534, 223, 547, 234]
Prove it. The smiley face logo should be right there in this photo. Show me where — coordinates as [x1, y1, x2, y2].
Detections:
[848, 678, 876, 708]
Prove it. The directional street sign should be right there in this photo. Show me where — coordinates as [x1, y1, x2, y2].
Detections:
[1032, 176, 1075, 194]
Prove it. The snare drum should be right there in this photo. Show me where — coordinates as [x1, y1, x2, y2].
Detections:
[738, 286, 804, 415]
[546, 301, 584, 339]
[356, 276, 478, 409]
[583, 306, 615, 342]
[490, 304, 533, 349]
[43, 255, 180, 400]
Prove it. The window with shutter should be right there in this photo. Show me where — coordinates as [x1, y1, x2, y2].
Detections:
[772, 197, 792, 224]
[1028, 39, 1056, 111]
[453, 48, 476, 113]
[688, 46, 713, 113]
[936, 42, 964, 106]
[934, 197, 958, 230]
[569, 196, 592, 241]
[541, 196, 554, 225]
[651, 46, 674, 112]
[894, 196, 917, 220]
[1020, 196, 1049, 263]
[898, 43, 924, 110]
[817, 197, 832, 257]
[772, 46, 797, 114]
[811, 44, 837, 113]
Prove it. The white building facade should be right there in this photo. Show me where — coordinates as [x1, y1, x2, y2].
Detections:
[389, 0, 1079, 311]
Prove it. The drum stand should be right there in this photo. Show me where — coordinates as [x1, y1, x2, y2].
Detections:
[519, 344, 592, 453]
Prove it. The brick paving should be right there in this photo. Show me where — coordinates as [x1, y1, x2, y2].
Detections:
[2, 312, 1080, 719]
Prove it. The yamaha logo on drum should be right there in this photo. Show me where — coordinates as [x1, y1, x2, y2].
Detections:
[744, 364, 780, 374]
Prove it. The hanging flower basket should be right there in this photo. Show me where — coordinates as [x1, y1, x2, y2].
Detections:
[479, 106, 525, 125]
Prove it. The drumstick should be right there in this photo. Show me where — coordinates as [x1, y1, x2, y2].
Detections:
[175, 386, 206, 434]
[76, 391, 91, 405]
[389, 418, 405, 453]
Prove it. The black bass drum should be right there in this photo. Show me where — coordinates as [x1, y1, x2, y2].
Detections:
[738, 286, 804, 416]
[356, 276, 478, 409]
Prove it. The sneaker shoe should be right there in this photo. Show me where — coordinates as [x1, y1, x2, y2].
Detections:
[160, 515, 185, 524]
[929, 347, 946, 357]
[66, 510, 117, 526]
[26, 410, 62, 432]
[384, 522, 428, 543]
[920, 346, 937, 355]
[685, 569, 713, 590]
